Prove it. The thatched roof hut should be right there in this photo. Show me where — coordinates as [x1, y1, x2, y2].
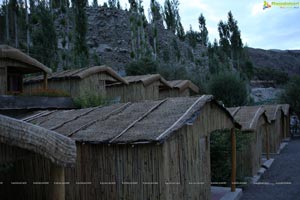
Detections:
[24, 95, 239, 200]
[0, 45, 51, 95]
[280, 104, 290, 138]
[264, 105, 284, 153]
[0, 114, 76, 200]
[23, 65, 128, 98]
[228, 106, 269, 177]
[159, 80, 199, 98]
[107, 74, 172, 102]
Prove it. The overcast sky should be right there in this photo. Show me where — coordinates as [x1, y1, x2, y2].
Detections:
[1, 0, 299, 50]
[96, 0, 300, 50]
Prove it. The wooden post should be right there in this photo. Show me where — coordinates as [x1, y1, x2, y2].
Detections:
[50, 163, 65, 200]
[231, 128, 236, 192]
[265, 125, 270, 160]
[43, 72, 48, 90]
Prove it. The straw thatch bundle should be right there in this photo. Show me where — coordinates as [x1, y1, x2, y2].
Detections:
[0, 114, 76, 167]
[124, 74, 171, 87]
[0, 45, 51, 74]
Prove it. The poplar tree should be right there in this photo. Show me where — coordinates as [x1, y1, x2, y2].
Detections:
[198, 13, 208, 47]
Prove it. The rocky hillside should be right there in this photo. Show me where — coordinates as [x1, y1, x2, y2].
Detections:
[247, 47, 300, 76]
[71, 7, 208, 75]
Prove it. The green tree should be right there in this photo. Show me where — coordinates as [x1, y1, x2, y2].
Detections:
[176, 21, 185, 41]
[186, 25, 200, 48]
[208, 73, 248, 107]
[198, 13, 208, 47]
[31, 0, 58, 70]
[125, 57, 158, 75]
[93, 0, 98, 7]
[280, 76, 300, 115]
[150, 0, 162, 21]
[72, 0, 89, 68]
[163, 0, 182, 35]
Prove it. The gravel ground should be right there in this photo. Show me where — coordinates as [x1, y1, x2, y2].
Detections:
[241, 138, 300, 200]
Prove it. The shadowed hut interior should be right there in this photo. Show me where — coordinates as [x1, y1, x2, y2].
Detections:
[0, 45, 51, 95]
[0, 114, 76, 200]
[280, 104, 290, 139]
[23, 95, 239, 200]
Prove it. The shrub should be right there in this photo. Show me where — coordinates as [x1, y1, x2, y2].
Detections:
[208, 73, 248, 107]
[210, 130, 252, 185]
[254, 67, 288, 85]
[125, 57, 158, 75]
[21, 88, 70, 97]
[280, 76, 300, 115]
[74, 92, 111, 108]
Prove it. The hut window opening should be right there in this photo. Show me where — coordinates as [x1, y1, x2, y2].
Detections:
[7, 73, 23, 94]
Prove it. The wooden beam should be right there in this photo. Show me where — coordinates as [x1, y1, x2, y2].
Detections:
[50, 163, 65, 200]
[231, 128, 236, 192]
[43, 72, 48, 90]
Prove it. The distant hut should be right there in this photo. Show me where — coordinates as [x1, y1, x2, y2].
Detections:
[280, 104, 290, 139]
[159, 80, 199, 98]
[264, 105, 284, 153]
[24, 65, 128, 98]
[24, 95, 239, 200]
[0, 114, 76, 200]
[106, 74, 172, 102]
[227, 106, 270, 177]
[0, 45, 51, 95]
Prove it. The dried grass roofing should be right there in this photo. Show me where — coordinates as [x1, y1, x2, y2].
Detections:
[167, 80, 199, 93]
[227, 106, 269, 131]
[0, 45, 52, 74]
[124, 74, 172, 88]
[0, 114, 76, 167]
[264, 104, 283, 121]
[24, 65, 128, 84]
[23, 95, 238, 144]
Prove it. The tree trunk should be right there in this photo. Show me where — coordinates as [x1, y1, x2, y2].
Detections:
[14, 11, 18, 48]
[5, 0, 9, 43]
[25, 0, 30, 54]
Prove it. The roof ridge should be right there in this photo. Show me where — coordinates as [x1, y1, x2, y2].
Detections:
[156, 95, 207, 141]
[109, 99, 168, 143]
[249, 106, 263, 129]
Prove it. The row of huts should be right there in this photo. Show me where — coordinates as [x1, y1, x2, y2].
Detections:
[0, 100, 290, 200]
[0, 45, 292, 200]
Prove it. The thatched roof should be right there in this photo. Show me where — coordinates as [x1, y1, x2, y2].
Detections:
[0, 45, 52, 74]
[279, 104, 290, 116]
[0, 114, 76, 167]
[24, 65, 128, 84]
[264, 105, 283, 121]
[23, 95, 238, 144]
[227, 106, 269, 131]
[124, 74, 172, 88]
[168, 80, 199, 93]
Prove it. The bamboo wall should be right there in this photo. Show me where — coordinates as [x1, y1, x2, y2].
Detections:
[107, 81, 161, 103]
[0, 143, 66, 200]
[263, 111, 282, 154]
[24, 73, 111, 98]
[236, 116, 265, 178]
[0, 66, 7, 95]
[64, 102, 234, 200]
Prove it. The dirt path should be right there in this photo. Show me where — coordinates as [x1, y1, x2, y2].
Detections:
[241, 138, 300, 200]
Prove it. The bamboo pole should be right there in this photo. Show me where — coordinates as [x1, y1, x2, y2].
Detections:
[50, 163, 65, 200]
[231, 128, 236, 192]
[43, 72, 48, 90]
[265, 125, 270, 160]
